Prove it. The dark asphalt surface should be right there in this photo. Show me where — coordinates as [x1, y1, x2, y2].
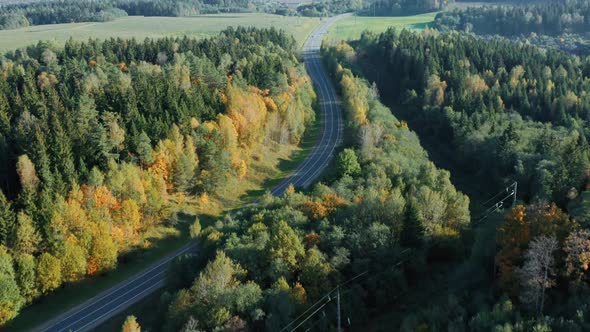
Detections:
[34, 15, 346, 332]
[271, 15, 345, 196]
[35, 243, 197, 332]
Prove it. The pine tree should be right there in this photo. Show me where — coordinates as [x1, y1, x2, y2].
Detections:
[400, 201, 425, 248]
[50, 113, 76, 189]
[0, 192, 15, 246]
[137, 131, 154, 167]
[174, 153, 195, 193]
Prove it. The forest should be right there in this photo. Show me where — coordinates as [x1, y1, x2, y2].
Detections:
[319, 26, 590, 329]
[358, 0, 449, 16]
[435, 0, 590, 36]
[0, 27, 317, 326]
[295, 0, 449, 17]
[434, 0, 590, 54]
[137, 40, 471, 331]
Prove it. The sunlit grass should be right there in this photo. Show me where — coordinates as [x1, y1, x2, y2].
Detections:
[0, 13, 321, 54]
[325, 12, 437, 41]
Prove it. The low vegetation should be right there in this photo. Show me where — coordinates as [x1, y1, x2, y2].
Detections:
[325, 12, 436, 41]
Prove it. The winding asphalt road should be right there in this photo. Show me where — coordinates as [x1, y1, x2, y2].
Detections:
[34, 15, 346, 332]
[271, 15, 345, 195]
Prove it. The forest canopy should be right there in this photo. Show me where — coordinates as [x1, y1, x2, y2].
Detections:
[151, 43, 471, 331]
[435, 0, 590, 36]
[0, 27, 316, 326]
[434, 0, 590, 54]
[319, 25, 590, 329]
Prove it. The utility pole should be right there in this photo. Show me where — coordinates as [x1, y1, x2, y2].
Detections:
[336, 286, 342, 332]
[512, 182, 518, 207]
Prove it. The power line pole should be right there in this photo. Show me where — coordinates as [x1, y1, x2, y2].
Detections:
[336, 286, 342, 332]
[512, 181, 518, 207]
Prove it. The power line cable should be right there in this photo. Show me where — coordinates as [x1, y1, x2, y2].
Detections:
[284, 182, 517, 331]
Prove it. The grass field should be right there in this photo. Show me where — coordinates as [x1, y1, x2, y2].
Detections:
[0, 14, 321, 54]
[325, 12, 437, 41]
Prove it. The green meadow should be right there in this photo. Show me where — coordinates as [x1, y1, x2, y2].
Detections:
[0, 13, 321, 54]
[326, 12, 437, 41]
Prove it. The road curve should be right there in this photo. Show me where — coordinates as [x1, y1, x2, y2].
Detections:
[271, 15, 346, 196]
[33, 15, 346, 332]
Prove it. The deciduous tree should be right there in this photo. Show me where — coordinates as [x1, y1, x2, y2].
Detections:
[60, 238, 87, 283]
[13, 212, 40, 256]
[121, 315, 141, 332]
[37, 252, 62, 294]
[14, 254, 37, 303]
[518, 235, 558, 316]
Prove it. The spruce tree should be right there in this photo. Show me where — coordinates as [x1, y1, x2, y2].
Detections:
[0, 192, 15, 247]
[400, 200, 425, 248]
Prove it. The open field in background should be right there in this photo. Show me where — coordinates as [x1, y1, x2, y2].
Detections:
[325, 12, 437, 41]
[0, 14, 321, 54]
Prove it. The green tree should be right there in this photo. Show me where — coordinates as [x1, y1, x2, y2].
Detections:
[88, 166, 105, 187]
[189, 218, 201, 239]
[270, 221, 305, 273]
[299, 248, 332, 299]
[137, 131, 154, 167]
[265, 278, 295, 331]
[337, 148, 361, 177]
[37, 252, 62, 294]
[174, 153, 195, 193]
[13, 212, 41, 256]
[14, 254, 37, 304]
[0, 192, 15, 246]
[171, 251, 251, 331]
[0, 248, 24, 325]
[0, 272, 24, 326]
[400, 201, 425, 248]
[60, 239, 87, 283]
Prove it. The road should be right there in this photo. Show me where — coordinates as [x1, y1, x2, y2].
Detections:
[34, 15, 346, 332]
[271, 14, 345, 196]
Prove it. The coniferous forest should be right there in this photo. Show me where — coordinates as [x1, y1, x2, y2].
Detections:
[435, 0, 590, 54]
[436, 0, 590, 36]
